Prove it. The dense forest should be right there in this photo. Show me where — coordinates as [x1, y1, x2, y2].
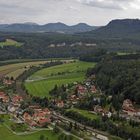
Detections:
[0, 31, 140, 60]
[87, 56, 140, 105]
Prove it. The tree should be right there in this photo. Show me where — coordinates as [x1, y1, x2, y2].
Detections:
[39, 135, 45, 140]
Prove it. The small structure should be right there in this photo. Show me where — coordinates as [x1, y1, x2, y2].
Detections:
[94, 105, 103, 113]
[3, 78, 14, 86]
[56, 100, 64, 108]
[90, 85, 97, 93]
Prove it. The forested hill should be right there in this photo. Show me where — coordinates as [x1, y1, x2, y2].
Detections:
[83, 19, 140, 38]
[1, 31, 140, 60]
[0, 22, 97, 34]
[1, 19, 140, 60]
[87, 57, 140, 105]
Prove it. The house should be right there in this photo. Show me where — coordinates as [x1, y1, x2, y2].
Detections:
[23, 112, 32, 121]
[3, 79, 14, 86]
[24, 118, 37, 127]
[90, 85, 97, 93]
[77, 85, 87, 95]
[94, 105, 103, 113]
[33, 112, 46, 121]
[8, 105, 17, 112]
[122, 99, 137, 116]
[0, 92, 9, 103]
[23, 108, 51, 127]
[38, 118, 51, 126]
[23, 112, 38, 127]
[12, 95, 23, 104]
[43, 108, 51, 115]
[56, 100, 64, 108]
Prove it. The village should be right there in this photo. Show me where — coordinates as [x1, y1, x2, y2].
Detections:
[0, 77, 52, 132]
[49, 75, 140, 123]
[0, 74, 140, 140]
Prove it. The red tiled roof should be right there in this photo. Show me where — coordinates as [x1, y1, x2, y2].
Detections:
[38, 118, 51, 124]
[12, 95, 23, 103]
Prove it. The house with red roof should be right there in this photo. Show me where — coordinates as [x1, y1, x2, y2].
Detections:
[23, 107, 51, 127]
[38, 118, 51, 127]
[122, 99, 137, 116]
[77, 85, 87, 95]
[23, 112, 32, 120]
[0, 91, 9, 103]
[12, 95, 23, 104]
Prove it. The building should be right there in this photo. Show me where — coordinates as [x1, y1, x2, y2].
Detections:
[77, 85, 87, 95]
[57, 100, 64, 108]
[12, 95, 23, 104]
[0, 92, 9, 103]
[90, 85, 97, 93]
[94, 105, 103, 113]
[122, 99, 136, 116]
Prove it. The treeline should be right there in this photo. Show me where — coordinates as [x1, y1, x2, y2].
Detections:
[79, 49, 107, 62]
[114, 53, 140, 60]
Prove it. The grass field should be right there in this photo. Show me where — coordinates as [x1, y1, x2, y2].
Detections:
[0, 124, 69, 140]
[67, 108, 99, 120]
[0, 60, 49, 79]
[25, 61, 96, 97]
[117, 52, 136, 56]
[0, 39, 23, 48]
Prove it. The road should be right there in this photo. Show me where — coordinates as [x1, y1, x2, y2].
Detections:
[52, 112, 109, 139]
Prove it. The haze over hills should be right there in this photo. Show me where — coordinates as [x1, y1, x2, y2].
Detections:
[86, 19, 140, 38]
[0, 22, 97, 34]
[1, 19, 140, 37]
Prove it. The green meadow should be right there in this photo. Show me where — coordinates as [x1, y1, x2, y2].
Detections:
[0, 124, 78, 140]
[25, 61, 96, 97]
[0, 39, 23, 48]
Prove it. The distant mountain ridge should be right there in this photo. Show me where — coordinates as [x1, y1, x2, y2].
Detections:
[86, 19, 140, 38]
[0, 22, 97, 33]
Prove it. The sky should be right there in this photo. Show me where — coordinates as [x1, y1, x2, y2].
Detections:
[0, 0, 140, 26]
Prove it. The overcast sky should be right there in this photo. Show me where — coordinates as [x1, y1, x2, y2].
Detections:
[0, 0, 140, 26]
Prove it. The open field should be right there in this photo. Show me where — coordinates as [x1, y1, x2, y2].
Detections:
[0, 60, 49, 79]
[0, 39, 23, 48]
[0, 125, 65, 140]
[67, 108, 99, 120]
[117, 52, 136, 56]
[25, 61, 96, 97]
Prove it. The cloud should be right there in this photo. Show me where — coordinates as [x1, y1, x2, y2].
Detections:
[77, 0, 139, 10]
[0, 0, 140, 25]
